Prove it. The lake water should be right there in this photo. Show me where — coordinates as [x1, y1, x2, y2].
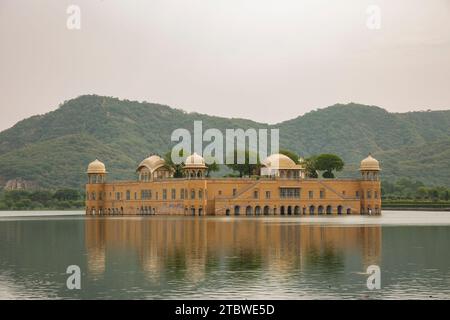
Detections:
[0, 210, 449, 299]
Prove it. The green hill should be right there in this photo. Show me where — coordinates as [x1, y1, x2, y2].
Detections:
[373, 138, 450, 185]
[0, 95, 449, 189]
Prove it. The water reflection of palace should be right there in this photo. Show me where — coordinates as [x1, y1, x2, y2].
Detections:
[84, 218, 381, 279]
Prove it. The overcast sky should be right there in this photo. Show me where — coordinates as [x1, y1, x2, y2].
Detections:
[0, 0, 449, 131]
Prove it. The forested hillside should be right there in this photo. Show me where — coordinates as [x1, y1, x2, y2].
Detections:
[0, 95, 449, 189]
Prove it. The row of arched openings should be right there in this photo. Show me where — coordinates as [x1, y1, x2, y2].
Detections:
[226, 205, 351, 216]
[362, 206, 380, 215]
[133, 206, 206, 215]
[184, 206, 204, 216]
[89, 207, 123, 215]
[136, 206, 156, 215]
[90, 207, 203, 216]
[184, 170, 205, 179]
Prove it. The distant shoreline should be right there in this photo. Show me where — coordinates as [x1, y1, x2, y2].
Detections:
[382, 207, 450, 212]
[1, 208, 450, 213]
[0, 208, 83, 212]
[382, 200, 450, 211]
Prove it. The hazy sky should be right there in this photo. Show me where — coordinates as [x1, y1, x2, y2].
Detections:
[1, 0, 449, 131]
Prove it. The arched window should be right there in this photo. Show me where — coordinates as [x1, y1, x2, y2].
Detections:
[309, 205, 315, 215]
[326, 205, 332, 215]
[287, 206, 292, 215]
[294, 206, 300, 215]
[263, 206, 270, 215]
[255, 206, 261, 215]
[318, 205, 324, 215]
[337, 205, 343, 215]
[234, 205, 240, 215]
[280, 206, 285, 215]
[246, 206, 253, 215]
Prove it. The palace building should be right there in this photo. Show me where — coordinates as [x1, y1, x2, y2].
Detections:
[85, 153, 381, 216]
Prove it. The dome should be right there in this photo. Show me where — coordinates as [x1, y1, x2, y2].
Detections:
[360, 154, 380, 171]
[137, 155, 166, 173]
[184, 152, 207, 168]
[87, 159, 106, 174]
[262, 153, 296, 169]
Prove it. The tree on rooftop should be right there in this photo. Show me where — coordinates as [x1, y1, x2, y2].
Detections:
[315, 154, 344, 179]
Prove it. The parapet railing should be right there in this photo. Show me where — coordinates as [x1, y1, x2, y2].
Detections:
[100, 177, 363, 184]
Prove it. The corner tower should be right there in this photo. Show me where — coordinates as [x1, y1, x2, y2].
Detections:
[359, 154, 381, 215]
[86, 159, 107, 215]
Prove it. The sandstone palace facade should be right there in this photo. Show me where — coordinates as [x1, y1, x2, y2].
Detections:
[85, 153, 381, 216]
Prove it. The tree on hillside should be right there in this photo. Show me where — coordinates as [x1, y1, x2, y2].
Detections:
[53, 189, 80, 201]
[314, 154, 344, 178]
[226, 150, 261, 177]
[430, 189, 439, 201]
[279, 149, 299, 164]
[416, 187, 428, 200]
[30, 190, 53, 206]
